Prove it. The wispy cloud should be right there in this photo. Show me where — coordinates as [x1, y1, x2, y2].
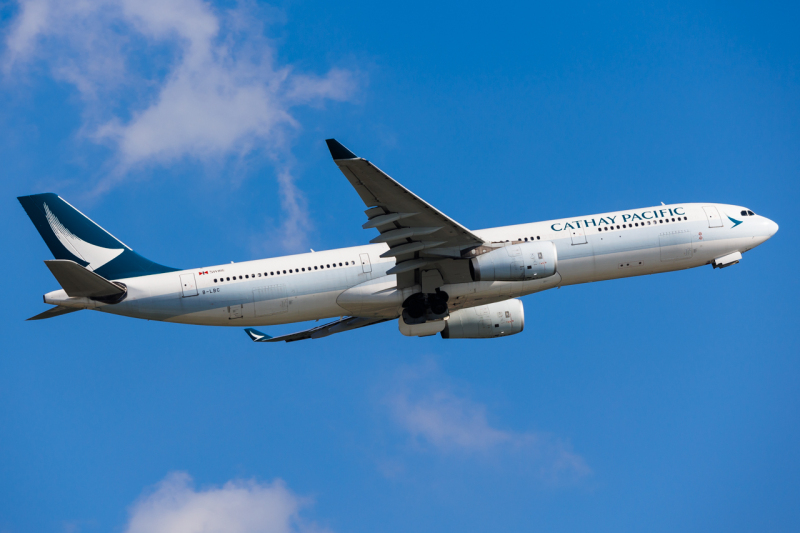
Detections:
[3, 0, 357, 246]
[122, 472, 328, 533]
[386, 364, 591, 481]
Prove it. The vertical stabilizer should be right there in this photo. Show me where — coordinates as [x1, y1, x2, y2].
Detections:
[18, 193, 178, 280]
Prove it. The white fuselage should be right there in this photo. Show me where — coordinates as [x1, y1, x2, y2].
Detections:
[43, 203, 778, 327]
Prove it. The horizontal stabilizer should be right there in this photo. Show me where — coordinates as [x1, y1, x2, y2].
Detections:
[245, 316, 390, 343]
[44, 259, 125, 298]
[27, 305, 82, 321]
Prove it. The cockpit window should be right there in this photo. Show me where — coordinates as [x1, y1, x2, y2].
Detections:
[747, 210, 755, 216]
[741, 210, 747, 216]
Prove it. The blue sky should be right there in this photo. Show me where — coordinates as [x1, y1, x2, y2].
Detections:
[1, 1, 798, 532]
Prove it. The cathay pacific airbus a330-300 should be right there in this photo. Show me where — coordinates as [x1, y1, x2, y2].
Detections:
[19, 140, 778, 342]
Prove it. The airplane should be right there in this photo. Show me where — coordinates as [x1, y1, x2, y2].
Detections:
[18, 139, 778, 342]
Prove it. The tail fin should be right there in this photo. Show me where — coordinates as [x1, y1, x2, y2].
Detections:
[18, 193, 178, 280]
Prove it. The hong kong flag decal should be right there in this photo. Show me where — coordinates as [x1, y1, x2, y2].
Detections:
[198, 271, 209, 275]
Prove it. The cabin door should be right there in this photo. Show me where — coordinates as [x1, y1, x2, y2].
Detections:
[702, 206, 724, 228]
[360, 253, 372, 273]
[570, 228, 587, 245]
[180, 273, 198, 297]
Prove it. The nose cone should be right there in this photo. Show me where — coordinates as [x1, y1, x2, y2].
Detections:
[765, 218, 779, 238]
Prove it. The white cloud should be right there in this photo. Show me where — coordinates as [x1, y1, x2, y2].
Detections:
[387, 364, 591, 480]
[123, 472, 328, 533]
[3, 0, 357, 246]
[391, 385, 512, 452]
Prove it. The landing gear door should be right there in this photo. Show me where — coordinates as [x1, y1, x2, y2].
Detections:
[359, 253, 372, 273]
[180, 273, 198, 297]
[570, 228, 587, 245]
[702, 206, 724, 228]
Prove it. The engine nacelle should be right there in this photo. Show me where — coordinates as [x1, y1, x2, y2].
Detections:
[441, 299, 525, 339]
[469, 241, 557, 282]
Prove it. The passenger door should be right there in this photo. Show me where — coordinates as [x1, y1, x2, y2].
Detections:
[180, 273, 198, 297]
[702, 206, 724, 228]
[570, 228, 587, 245]
[359, 253, 372, 273]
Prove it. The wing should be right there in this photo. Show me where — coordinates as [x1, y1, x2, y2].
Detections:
[326, 139, 484, 289]
[244, 316, 391, 343]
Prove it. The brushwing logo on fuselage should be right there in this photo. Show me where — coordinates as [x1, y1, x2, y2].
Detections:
[727, 215, 743, 228]
[44, 203, 124, 272]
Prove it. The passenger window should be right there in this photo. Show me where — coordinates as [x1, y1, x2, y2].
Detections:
[214, 278, 217, 283]
[537, 236, 540, 240]
[226, 277, 230, 281]
[245, 275, 249, 279]
[239, 275, 242, 279]
[339, 262, 343, 266]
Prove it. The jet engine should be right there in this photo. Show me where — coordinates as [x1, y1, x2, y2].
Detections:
[469, 241, 557, 282]
[441, 299, 524, 339]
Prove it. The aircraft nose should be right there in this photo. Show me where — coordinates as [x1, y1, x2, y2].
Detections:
[763, 218, 779, 238]
[767, 218, 779, 236]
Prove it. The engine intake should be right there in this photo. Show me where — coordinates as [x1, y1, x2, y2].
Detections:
[441, 299, 525, 339]
[469, 241, 557, 282]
